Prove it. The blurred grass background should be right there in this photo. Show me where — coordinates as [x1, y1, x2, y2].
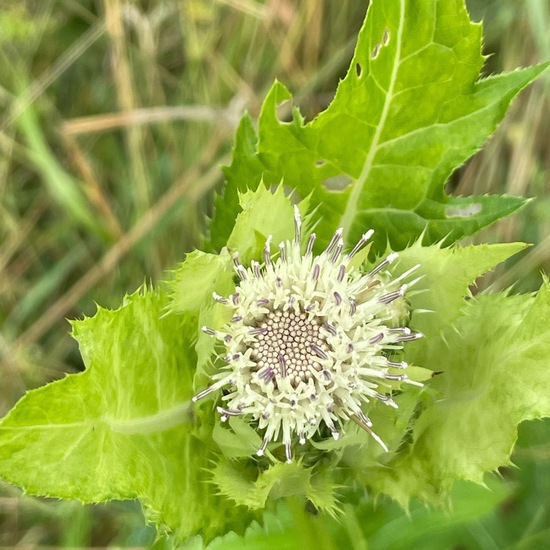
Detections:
[0, 0, 549, 547]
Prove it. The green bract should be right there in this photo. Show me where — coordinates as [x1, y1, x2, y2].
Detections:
[1, 0, 549, 546]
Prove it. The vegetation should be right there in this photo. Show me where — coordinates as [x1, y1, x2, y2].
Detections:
[1, 0, 549, 547]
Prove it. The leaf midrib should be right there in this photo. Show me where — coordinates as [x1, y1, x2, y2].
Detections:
[339, 0, 406, 238]
[0, 401, 192, 435]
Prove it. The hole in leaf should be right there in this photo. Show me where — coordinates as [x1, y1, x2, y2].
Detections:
[315, 160, 327, 167]
[322, 174, 353, 191]
[305, 500, 319, 515]
[446, 203, 482, 218]
[355, 63, 363, 78]
[371, 28, 390, 59]
[276, 99, 292, 123]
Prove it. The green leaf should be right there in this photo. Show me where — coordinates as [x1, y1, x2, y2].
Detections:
[369, 280, 550, 505]
[167, 249, 235, 388]
[212, 417, 262, 459]
[199, 477, 512, 550]
[202, 501, 337, 550]
[226, 184, 296, 264]
[359, 477, 511, 550]
[395, 240, 528, 351]
[211, 458, 339, 516]
[168, 249, 234, 315]
[335, 240, 526, 500]
[0, 287, 251, 542]
[210, 0, 547, 253]
[354, 194, 530, 252]
[208, 113, 264, 252]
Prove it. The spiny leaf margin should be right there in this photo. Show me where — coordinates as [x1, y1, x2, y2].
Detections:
[368, 280, 550, 506]
[208, 0, 546, 255]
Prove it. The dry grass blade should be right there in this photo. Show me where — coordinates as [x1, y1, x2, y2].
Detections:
[61, 105, 233, 135]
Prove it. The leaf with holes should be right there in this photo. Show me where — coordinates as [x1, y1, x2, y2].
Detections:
[209, 0, 547, 253]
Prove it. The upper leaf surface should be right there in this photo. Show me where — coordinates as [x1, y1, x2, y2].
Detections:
[209, 0, 546, 252]
[0, 288, 250, 542]
[368, 281, 550, 505]
[394, 239, 528, 363]
[169, 249, 234, 315]
[227, 184, 297, 264]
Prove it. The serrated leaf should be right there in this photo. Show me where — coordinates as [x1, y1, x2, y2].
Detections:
[212, 417, 262, 458]
[395, 239, 528, 339]
[202, 501, 334, 550]
[211, 458, 340, 516]
[335, 240, 527, 494]
[226, 185, 296, 264]
[0, 288, 250, 542]
[209, 0, 547, 253]
[356, 194, 530, 252]
[194, 302, 233, 386]
[364, 477, 512, 550]
[208, 113, 264, 253]
[167, 249, 236, 388]
[168, 249, 234, 315]
[201, 477, 511, 550]
[368, 281, 550, 505]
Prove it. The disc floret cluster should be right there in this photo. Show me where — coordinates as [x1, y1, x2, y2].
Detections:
[193, 207, 421, 462]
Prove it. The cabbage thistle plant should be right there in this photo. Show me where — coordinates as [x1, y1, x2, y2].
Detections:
[1, 0, 549, 546]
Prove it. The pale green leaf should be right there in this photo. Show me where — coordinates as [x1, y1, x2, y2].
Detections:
[168, 249, 234, 315]
[395, 239, 528, 339]
[327, 241, 527, 485]
[0, 288, 251, 542]
[198, 477, 511, 550]
[167, 248, 237, 389]
[369, 280, 550, 505]
[211, 458, 339, 516]
[212, 417, 262, 459]
[226, 184, 296, 264]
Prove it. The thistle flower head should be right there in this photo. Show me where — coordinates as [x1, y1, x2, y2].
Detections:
[193, 207, 421, 462]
